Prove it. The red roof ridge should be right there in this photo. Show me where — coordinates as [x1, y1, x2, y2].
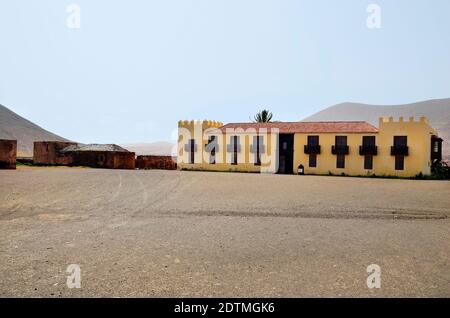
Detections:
[218, 121, 379, 133]
[300, 120, 370, 123]
[221, 120, 372, 125]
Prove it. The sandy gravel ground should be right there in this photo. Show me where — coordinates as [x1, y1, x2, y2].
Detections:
[0, 167, 449, 297]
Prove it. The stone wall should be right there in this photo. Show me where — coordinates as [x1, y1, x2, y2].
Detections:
[0, 139, 17, 169]
[33, 141, 77, 165]
[33, 141, 135, 169]
[70, 151, 135, 170]
[136, 155, 177, 170]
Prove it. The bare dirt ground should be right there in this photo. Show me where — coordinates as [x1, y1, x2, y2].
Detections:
[0, 167, 449, 297]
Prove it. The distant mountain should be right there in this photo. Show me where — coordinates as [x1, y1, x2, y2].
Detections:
[0, 104, 69, 157]
[303, 98, 450, 161]
[119, 142, 175, 156]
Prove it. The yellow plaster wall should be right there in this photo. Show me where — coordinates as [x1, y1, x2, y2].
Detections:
[293, 133, 378, 176]
[178, 117, 439, 177]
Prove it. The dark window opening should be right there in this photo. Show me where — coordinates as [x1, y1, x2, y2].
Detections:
[332, 136, 349, 155]
[209, 151, 216, 164]
[337, 154, 345, 169]
[336, 136, 347, 146]
[392, 136, 408, 157]
[362, 137, 375, 169]
[364, 155, 373, 170]
[207, 136, 216, 164]
[362, 136, 376, 146]
[360, 136, 377, 156]
[188, 139, 195, 164]
[394, 136, 407, 147]
[253, 136, 263, 166]
[231, 136, 239, 165]
[431, 136, 443, 161]
[395, 155, 404, 170]
[309, 154, 317, 168]
[308, 135, 319, 146]
[305, 135, 321, 154]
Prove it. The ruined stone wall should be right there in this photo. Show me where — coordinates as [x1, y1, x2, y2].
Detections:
[112, 152, 136, 169]
[33, 141, 77, 165]
[70, 151, 135, 169]
[0, 139, 17, 169]
[136, 155, 177, 170]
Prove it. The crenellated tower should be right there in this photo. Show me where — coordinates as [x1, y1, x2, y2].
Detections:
[177, 119, 223, 167]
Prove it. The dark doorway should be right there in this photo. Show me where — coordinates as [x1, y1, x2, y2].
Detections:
[393, 136, 407, 170]
[309, 154, 317, 168]
[335, 136, 347, 169]
[278, 134, 294, 174]
[395, 155, 404, 170]
[364, 155, 373, 170]
[336, 154, 345, 169]
[362, 136, 375, 170]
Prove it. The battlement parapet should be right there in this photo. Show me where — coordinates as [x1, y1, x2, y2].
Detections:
[178, 119, 224, 129]
[379, 116, 429, 126]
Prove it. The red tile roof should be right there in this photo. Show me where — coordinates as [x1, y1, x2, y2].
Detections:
[218, 121, 378, 134]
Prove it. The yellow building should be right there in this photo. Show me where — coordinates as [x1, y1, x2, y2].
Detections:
[177, 117, 443, 177]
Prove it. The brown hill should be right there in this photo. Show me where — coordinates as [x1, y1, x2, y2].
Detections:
[0, 104, 69, 157]
[303, 98, 450, 161]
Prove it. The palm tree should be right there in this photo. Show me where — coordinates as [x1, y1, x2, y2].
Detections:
[252, 109, 273, 123]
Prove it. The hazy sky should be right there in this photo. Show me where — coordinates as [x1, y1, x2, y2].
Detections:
[1, 0, 449, 144]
